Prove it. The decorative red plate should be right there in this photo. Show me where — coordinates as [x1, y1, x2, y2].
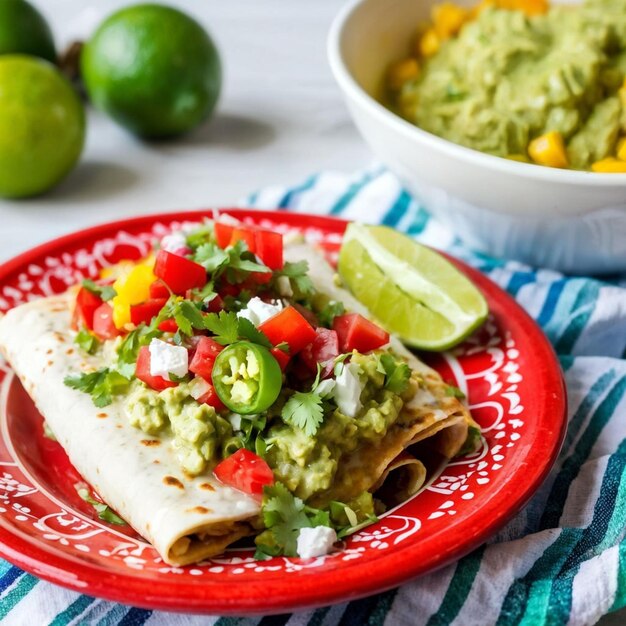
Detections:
[0, 210, 566, 614]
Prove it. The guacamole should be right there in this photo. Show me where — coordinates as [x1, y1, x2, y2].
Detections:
[394, 0, 626, 169]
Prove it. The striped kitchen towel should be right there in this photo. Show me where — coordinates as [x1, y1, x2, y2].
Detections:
[2, 166, 626, 626]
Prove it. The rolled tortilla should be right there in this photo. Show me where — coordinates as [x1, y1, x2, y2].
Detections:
[0, 296, 261, 566]
[371, 451, 427, 508]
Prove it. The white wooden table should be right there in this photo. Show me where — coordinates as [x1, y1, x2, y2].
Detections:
[0, 0, 369, 263]
[0, 2, 621, 625]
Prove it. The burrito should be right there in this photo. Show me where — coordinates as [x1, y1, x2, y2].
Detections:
[0, 218, 477, 564]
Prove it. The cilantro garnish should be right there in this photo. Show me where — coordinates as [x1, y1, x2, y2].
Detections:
[317, 300, 345, 328]
[185, 224, 214, 250]
[75, 483, 126, 525]
[75, 328, 100, 355]
[64, 368, 131, 408]
[191, 281, 217, 305]
[193, 240, 270, 284]
[116, 323, 162, 377]
[377, 353, 411, 394]
[203, 310, 239, 345]
[82, 279, 116, 302]
[256, 482, 331, 557]
[445, 384, 466, 400]
[281, 365, 325, 437]
[237, 317, 273, 349]
[167, 299, 206, 336]
[273, 261, 314, 299]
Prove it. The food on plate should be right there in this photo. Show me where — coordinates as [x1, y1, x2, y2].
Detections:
[81, 4, 222, 138]
[0, 217, 483, 565]
[337, 223, 487, 350]
[0, 55, 84, 198]
[388, 0, 626, 171]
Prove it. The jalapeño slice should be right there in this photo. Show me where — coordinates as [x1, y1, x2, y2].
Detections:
[212, 341, 282, 415]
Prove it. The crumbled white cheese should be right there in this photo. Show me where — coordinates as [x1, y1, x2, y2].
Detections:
[149, 339, 188, 380]
[189, 376, 211, 400]
[228, 413, 243, 431]
[333, 362, 363, 418]
[315, 379, 336, 398]
[296, 526, 337, 559]
[160, 232, 188, 253]
[236, 297, 283, 326]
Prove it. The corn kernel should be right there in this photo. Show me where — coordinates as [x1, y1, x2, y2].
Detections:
[497, 0, 548, 16]
[469, 0, 496, 19]
[528, 131, 569, 168]
[591, 158, 626, 173]
[432, 3, 469, 39]
[387, 58, 420, 91]
[420, 28, 441, 57]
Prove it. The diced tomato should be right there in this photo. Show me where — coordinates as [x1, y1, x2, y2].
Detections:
[130, 298, 167, 326]
[135, 346, 177, 391]
[196, 382, 226, 411]
[92, 303, 121, 340]
[333, 313, 389, 353]
[299, 328, 339, 377]
[74, 287, 102, 330]
[270, 347, 290, 371]
[158, 318, 179, 333]
[258, 306, 317, 355]
[250, 271, 273, 285]
[206, 294, 224, 313]
[189, 337, 224, 380]
[293, 302, 319, 327]
[255, 230, 283, 270]
[218, 283, 240, 299]
[214, 221, 235, 248]
[154, 249, 207, 295]
[230, 227, 257, 253]
[213, 448, 274, 496]
[149, 279, 171, 299]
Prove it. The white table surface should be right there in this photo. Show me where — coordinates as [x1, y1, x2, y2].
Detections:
[0, 2, 621, 625]
[0, 0, 369, 264]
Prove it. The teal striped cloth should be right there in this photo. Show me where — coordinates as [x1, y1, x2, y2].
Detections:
[3, 167, 626, 625]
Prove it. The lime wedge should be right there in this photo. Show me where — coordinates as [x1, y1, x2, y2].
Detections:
[337, 223, 488, 350]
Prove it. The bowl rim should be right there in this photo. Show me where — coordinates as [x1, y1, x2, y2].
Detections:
[327, 0, 626, 187]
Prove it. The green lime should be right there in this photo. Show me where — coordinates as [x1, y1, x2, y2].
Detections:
[81, 4, 222, 138]
[0, 55, 85, 199]
[0, 0, 56, 61]
[338, 224, 488, 350]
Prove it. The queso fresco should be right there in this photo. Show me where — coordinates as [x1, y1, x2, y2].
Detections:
[388, 0, 626, 172]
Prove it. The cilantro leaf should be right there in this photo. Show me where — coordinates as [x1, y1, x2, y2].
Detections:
[64, 368, 131, 408]
[185, 224, 214, 250]
[274, 261, 314, 298]
[445, 384, 466, 400]
[117, 323, 162, 376]
[75, 483, 126, 526]
[82, 279, 116, 302]
[204, 310, 239, 345]
[194, 242, 229, 273]
[378, 353, 411, 394]
[237, 317, 272, 348]
[281, 390, 324, 437]
[191, 281, 217, 304]
[317, 300, 345, 328]
[194, 240, 270, 284]
[172, 300, 206, 336]
[260, 483, 312, 556]
[75, 328, 100, 355]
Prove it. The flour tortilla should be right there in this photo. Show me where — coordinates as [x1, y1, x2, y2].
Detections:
[0, 295, 260, 566]
[0, 242, 473, 564]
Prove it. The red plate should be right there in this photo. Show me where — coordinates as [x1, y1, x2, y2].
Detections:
[0, 210, 566, 614]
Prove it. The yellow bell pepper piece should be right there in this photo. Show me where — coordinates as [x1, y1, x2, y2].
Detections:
[591, 158, 626, 173]
[387, 58, 420, 91]
[497, 0, 548, 16]
[419, 28, 441, 57]
[617, 137, 626, 161]
[111, 262, 157, 328]
[528, 131, 569, 168]
[432, 3, 469, 39]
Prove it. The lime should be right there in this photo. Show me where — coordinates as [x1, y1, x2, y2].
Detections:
[338, 224, 488, 350]
[0, 0, 55, 61]
[0, 55, 85, 198]
[81, 4, 221, 138]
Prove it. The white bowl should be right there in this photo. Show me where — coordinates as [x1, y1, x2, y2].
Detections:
[327, 0, 626, 274]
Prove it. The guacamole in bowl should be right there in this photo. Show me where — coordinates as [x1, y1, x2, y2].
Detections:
[389, 0, 626, 171]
